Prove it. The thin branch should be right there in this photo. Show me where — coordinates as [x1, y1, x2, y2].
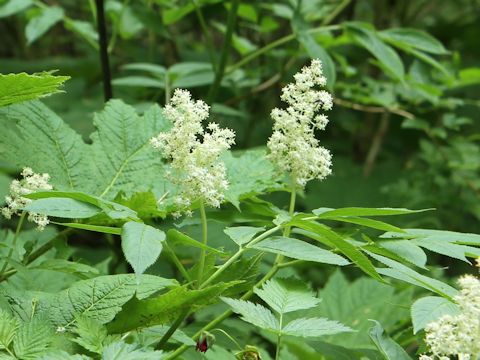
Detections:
[192, 0, 217, 69]
[363, 112, 390, 176]
[334, 97, 415, 119]
[207, 0, 240, 103]
[95, 0, 113, 101]
[321, 0, 351, 25]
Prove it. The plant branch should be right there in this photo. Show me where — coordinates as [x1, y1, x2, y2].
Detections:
[95, 0, 113, 101]
[363, 112, 390, 176]
[225, 25, 341, 75]
[197, 201, 208, 287]
[199, 225, 282, 289]
[0, 228, 72, 282]
[321, 0, 351, 25]
[334, 97, 414, 119]
[0, 212, 26, 279]
[166, 184, 298, 359]
[207, 0, 239, 103]
[155, 308, 190, 350]
[164, 241, 191, 283]
[275, 312, 284, 360]
[192, 0, 217, 69]
[164, 258, 286, 360]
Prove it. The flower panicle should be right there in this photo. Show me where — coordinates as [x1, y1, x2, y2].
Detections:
[267, 59, 333, 188]
[1, 167, 53, 230]
[150, 89, 235, 214]
[422, 274, 480, 360]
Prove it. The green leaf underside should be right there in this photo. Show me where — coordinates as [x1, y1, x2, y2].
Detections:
[23, 198, 101, 218]
[368, 321, 412, 360]
[46, 274, 175, 327]
[25, 6, 64, 45]
[323, 216, 404, 233]
[26, 190, 138, 220]
[379, 28, 448, 54]
[167, 229, 225, 254]
[346, 22, 404, 80]
[313, 207, 429, 218]
[224, 226, 265, 246]
[291, 220, 382, 281]
[53, 222, 122, 235]
[379, 240, 427, 268]
[251, 236, 349, 266]
[368, 252, 458, 299]
[108, 282, 238, 333]
[121, 222, 165, 276]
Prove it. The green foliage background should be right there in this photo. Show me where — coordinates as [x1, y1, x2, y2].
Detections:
[0, 0, 479, 359]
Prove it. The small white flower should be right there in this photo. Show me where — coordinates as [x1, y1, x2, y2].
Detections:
[1, 167, 53, 230]
[151, 89, 235, 214]
[423, 275, 480, 359]
[267, 59, 333, 188]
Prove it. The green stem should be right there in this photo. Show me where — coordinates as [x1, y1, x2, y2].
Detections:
[226, 25, 341, 75]
[275, 313, 283, 360]
[164, 241, 191, 283]
[0, 228, 72, 282]
[321, 0, 351, 25]
[192, 0, 217, 69]
[95, 0, 113, 101]
[197, 202, 208, 287]
[211, 328, 243, 350]
[200, 225, 282, 289]
[155, 308, 190, 350]
[164, 260, 284, 360]
[166, 183, 298, 359]
[283, 181, 297, 237]
[165, 74, 171, 104]
[0, 212, 26, 279]
[207, 0, 239, 103]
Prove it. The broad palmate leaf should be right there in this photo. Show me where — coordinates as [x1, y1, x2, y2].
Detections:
[45, 274, 175, 327]
[12, 318, 54, 360]
[0, 100, 284, 209]
[0, 309, 18, 350]
[0, 101, 92, 191]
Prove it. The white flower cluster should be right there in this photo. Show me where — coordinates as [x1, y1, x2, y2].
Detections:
[150, 89, 235, 215]
[421, 275, 480, 360]
[1, 167, 53, 230]
[267, 59, 333, 188]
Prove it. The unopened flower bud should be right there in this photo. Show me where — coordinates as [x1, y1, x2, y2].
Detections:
[196, 331, 215, 353]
